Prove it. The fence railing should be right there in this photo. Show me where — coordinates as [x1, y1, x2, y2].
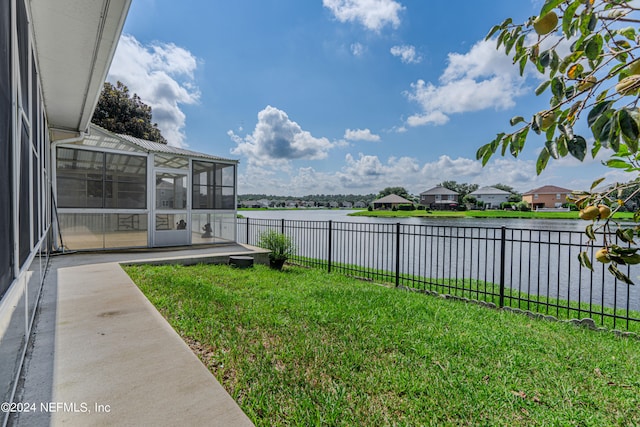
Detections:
[238, 217, 640, 332]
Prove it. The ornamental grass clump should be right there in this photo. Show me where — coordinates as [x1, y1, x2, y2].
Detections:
[257, 230, 295, 270]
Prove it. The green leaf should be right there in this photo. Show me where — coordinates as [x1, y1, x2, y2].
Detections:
[608, 264, 635, 285]
[540, 0, 564, 17]
[482, 149, 493, 166]
[535, 81, 551, 96]
[486, 24, 502, 40]
[557, 134, 569, 157]
[568, 136, 587, 161]
[510, 116, 525, 126]
[551, 77, 564, 97]
[536, 147, 551, 175]
[585, 35, 602, 61]
[563, 1, 580, 36]
[618, 109, 639, 152]
[476, 144, 489, 161]
[587, 13, 597, 32]
[605, 159, 631, 169]
[497, 29, 508, 48]
[578, 251, 593, 271]
[559, 51, 583, 74]
[505, 34, 517, 55]
[549, 50, 560, 77]
[622, 254, 640, 265]
[618, 26, 636, 41]
[585, 224, 596, 240]
[539, 50, 551, 68]
[616, 228, 636, 244]
[518, 54, 527, 76]
[590, 177, 605, 190]
[515, 34, 525, 53]
[579, 12, 595, 35]
[587, 101, 613, 127]
[608, 115, 620, 152]
[545, 140, 560, 159]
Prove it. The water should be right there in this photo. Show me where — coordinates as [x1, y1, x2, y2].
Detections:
[239, 209, 640, 314]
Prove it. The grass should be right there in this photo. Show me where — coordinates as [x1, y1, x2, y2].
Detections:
[125, 263, 640, 427]
[349, 209, 636, 220]
[292, 256, 640, 333]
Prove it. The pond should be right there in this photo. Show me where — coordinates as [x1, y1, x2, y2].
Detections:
[238, 209, 640, 318]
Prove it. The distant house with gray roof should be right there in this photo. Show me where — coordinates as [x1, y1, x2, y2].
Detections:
[469, 186, 511, 208]
[419, 186, 459, 210]
[372, 194, 413, 210]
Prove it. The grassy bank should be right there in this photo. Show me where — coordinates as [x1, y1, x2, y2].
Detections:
[349, 209, 636, 220]
[291, 257, 640, 333]
[126, 264, 640, 427]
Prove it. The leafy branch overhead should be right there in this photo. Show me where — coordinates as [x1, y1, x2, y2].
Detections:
[480, 0, 640, 285]
[92, 81, 167, 144]
[477, 0, 640, 175]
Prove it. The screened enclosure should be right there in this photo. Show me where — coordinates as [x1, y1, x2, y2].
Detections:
[54, 126, 238, 250]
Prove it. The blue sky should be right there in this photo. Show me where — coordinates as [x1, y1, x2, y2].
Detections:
[107, 0, 623, 196]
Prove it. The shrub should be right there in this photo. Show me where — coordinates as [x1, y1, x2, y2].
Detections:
[257, 230, 295, 262]
[398, 204, 415, 211]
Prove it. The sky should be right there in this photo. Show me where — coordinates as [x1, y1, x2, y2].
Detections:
[106, 0, 628, 197]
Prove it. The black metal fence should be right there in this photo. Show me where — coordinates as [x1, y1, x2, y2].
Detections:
[238, 217, 640, 332]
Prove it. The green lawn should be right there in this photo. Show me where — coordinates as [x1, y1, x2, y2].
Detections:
[125, 263, 640, 427]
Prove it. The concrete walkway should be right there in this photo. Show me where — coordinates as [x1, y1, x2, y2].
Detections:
[10, 244, 268, 426]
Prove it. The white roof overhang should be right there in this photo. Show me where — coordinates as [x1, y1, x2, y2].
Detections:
[30, 0, 131, 135]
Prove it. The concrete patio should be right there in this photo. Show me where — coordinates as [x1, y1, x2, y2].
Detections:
[9, 244, 269, 427]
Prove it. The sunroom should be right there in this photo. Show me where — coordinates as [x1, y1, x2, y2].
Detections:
[53, 125, 238, 250]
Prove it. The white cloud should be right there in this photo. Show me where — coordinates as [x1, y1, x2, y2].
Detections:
[405, 38, 528, 127]
[351, 42, 365, 57]
[229, 106, 337, 168]
[236, 151, 544, 196]
[344, 128, 381, 141]
[390, 45, 422, 64]
[323, 0, 405, 32]
[107, 34, 200, 147]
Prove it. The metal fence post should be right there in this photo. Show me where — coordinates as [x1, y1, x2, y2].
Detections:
[281, 218, 285, 234]
[246, 217, 250, 244]
[327, 220, 332, 273]
[396, 222, 401, 287]
[499, 226, 506, 308]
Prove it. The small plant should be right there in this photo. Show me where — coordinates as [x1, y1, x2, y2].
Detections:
[257, 230, 295, 270]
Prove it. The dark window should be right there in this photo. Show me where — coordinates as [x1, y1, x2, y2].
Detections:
[56, 148, 147, 209]
[17, 0, 28, 112]
[0, 0, 13, 297]
[192, 161, 235, 210]
[19, 124, 30, 266]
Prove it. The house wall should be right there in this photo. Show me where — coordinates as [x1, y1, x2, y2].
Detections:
[420, 195, 435, 205]
[476, 194, 509, 208]
[522, 192, 569, 208]
[420, 194, 458, 207]
[0, 0, 52, 419]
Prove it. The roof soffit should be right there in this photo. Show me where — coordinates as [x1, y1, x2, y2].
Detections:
[30, 0, 131, 133]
